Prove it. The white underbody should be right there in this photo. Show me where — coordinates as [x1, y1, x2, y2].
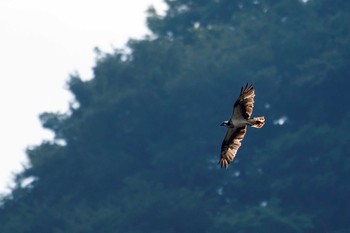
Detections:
[230, 117, 249, 128]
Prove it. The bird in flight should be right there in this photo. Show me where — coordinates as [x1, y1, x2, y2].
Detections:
[219, 83, 265, 168]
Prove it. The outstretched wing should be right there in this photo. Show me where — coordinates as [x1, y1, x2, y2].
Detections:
[219, 126, 247, 168]
[231, 83, 255, 121]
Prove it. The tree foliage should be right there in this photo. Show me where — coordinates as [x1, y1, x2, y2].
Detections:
[1, 0, 350, 232]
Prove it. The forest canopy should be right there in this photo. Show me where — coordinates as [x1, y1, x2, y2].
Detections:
[1, 0, 350, 232]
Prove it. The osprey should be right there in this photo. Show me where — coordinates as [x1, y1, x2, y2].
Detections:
[219, 83, 265, 168]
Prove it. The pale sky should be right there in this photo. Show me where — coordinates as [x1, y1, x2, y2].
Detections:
[0, 0, 166, 195]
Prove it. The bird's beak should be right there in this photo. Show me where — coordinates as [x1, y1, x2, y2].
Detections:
[220, 122, 225, 126]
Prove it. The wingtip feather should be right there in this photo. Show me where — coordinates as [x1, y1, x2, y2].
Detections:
[219, 158, 229, 169]
[241, 83, 254, 93]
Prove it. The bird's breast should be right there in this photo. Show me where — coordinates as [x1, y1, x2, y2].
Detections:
[231, 118, 248, 128]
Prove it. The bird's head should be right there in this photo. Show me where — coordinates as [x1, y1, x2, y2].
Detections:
[220, 121, 230, 127]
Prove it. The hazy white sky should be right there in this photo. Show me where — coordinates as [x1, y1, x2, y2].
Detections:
[0, 0, 166, 194]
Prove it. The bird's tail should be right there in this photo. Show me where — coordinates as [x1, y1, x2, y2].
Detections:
[248, 116, 265, 128]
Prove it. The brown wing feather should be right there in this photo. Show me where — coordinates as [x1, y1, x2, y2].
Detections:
[232, 83, 255, 120]
[219, 126, 247, 168]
